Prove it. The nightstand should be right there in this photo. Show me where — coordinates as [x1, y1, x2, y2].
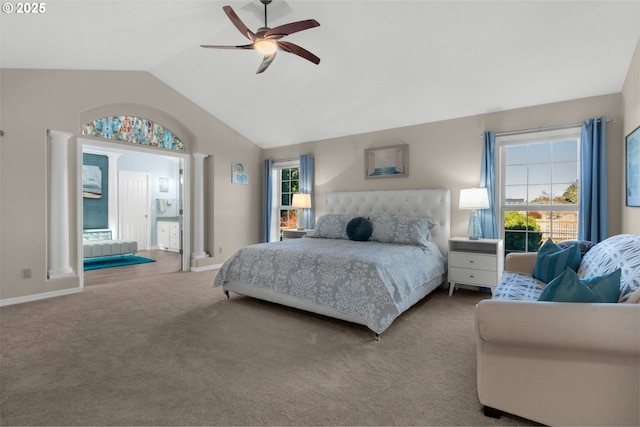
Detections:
[448, 237, 504, 296]
[281, 229, 312, 240]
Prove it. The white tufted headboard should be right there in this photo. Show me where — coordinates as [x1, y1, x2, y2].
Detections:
[323, 189, 451, 256]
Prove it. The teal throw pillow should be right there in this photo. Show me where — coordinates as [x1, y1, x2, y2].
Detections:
[532, 238, 581, 283]
[538, 268, 621, 303]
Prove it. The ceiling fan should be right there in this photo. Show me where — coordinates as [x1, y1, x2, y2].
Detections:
[201, 0, 320, 74]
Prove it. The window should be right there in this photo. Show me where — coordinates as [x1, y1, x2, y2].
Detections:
[82, 116, 184, 151]
[269, 160, 300, 241]
[279, 166, 300, 230]
[497, 127, 581, 253]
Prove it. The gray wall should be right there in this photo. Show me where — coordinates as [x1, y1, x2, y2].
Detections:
[1, 69, 263, 300]
[622, 39, 640, 234]
[264, 93, 626, 240]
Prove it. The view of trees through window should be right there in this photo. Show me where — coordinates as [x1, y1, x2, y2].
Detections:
[500, 131, 581, 253]
[279, 167, 300, 231]
[504, 181, 579, 253]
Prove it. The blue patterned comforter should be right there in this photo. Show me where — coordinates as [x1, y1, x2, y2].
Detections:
[213, 237, 446, 333]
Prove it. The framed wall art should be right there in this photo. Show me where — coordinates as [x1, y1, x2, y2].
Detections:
[82, 165, 102, 199]
[626, 125, 640, 207]
[364, 144, 409, 179]
[232, 162, 248, 184]
[159, 177, 169, 192]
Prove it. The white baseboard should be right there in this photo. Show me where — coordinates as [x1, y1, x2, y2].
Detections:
[191, 263, 222, 272]
[0, 287, 82, 307]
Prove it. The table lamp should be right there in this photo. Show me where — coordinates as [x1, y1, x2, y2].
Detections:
[292, 193, 311, 230]
[459, 188, 489, 240]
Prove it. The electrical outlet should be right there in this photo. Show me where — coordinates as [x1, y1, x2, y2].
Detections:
[22, 268, 32, 279]
[219, 247, 223, 254]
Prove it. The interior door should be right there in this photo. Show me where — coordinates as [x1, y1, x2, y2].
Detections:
[119, 171, 150, 250]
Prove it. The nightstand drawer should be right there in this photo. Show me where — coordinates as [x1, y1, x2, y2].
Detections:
[449, 267, 497, 286]
[449, 252, 496, 271]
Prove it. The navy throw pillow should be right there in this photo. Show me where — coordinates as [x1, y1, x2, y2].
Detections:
[346, 217, 373, 241]
[557, 240, 596, 257]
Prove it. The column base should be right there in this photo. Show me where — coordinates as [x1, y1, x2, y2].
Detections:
[48, 270, 77, 280]
[191, 255, 219, 272]
[192, 252, 210, 260]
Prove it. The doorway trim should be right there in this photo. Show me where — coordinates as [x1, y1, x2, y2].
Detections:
[77, 137, 191, 288]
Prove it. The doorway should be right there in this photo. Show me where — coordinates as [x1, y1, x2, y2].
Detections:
[119, 171, 151, 251]
[78, 137, 191, 286]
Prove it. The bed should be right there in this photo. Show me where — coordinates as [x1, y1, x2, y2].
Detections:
[213, 189, 450, 335]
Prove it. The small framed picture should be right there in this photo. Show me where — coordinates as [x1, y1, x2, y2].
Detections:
[159, 177, 169, 192]
[626, 125, 640, 207]
[232, 163, 248, 184]
[364, 144, 409, 178]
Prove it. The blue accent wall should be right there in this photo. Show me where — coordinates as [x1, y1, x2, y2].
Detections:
[83, 153, 109, 229]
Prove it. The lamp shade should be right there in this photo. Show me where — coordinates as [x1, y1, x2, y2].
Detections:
[292, 193, 312, 209]
[459, 188, 489, 210]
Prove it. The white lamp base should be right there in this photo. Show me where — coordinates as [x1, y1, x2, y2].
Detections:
[467, 209, 482, 240]
[297, 209, 305, 230]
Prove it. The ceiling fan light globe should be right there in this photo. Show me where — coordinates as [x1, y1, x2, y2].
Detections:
[254, 39, 277, 55]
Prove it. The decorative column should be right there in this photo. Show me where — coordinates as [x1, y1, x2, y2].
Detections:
[106, 152, 121, 237]
[48, 130, 75, 279]
[192, 153, 210, 259]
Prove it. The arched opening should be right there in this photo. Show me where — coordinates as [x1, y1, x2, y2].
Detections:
[76, 105, 197, 286]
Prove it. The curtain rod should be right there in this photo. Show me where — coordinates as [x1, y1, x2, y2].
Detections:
[273, 157, 300, 162]
[479, 117, 618, 139]
[272, 155, 314, 163]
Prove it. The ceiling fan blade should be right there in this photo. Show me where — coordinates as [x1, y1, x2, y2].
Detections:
[265, 19, 320, 38]
[277, 40, 320, 65]
[256, 52, 277, 74]
[200, 44, 254, 50]
[223, 5, 256, 41]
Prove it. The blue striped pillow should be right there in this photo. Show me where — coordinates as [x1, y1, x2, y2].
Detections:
[532, 238, 581, 284]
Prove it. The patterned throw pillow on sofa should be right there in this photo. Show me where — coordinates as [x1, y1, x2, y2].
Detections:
[578, 234, 640, 303]
[532, 238, 581, 284]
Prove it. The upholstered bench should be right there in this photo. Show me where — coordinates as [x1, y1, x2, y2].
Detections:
[83, 230, 138, 258]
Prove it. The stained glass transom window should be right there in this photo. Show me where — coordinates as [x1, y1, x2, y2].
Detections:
[82, 116, 184, 151]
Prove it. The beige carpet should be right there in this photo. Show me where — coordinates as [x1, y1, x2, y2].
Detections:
[0, 271, 537, 426]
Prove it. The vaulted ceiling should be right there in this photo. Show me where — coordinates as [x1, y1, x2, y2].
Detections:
[2, 1, 639, 148]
